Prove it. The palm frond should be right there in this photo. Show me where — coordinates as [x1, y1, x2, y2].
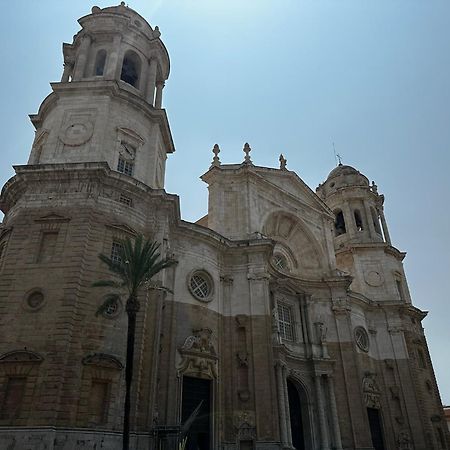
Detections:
[93, 234, 174, 301]
[92, 279, 122, 288]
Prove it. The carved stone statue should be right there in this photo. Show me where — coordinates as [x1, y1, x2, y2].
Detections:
[362, 372, 381, 408]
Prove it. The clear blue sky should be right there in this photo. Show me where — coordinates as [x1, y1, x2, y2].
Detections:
[1, 1, 449, 403]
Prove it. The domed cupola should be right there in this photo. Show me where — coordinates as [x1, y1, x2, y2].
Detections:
[317, 163, 391, 248]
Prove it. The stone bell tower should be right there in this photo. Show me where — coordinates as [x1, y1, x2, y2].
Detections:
[0, 5, 176, 447]
[27, 2, 174, 189]
[316, 164, 411, 303]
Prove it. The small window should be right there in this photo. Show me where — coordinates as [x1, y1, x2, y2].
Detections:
[38, 231, 58, 263]
[94, 49, 107, 76]
[188, 271, 213, 302]
[90, 380, 109, 424]
[1, 377, 26, 419]
[277, 303, 294, 341]
[354, 209, 364, 231]
[110, 241, 123, 264]
[117, 157, 134, 176]
[119, 194, 132, 207]
[334, 210, 346, 236]
[120, 51, 141, 88]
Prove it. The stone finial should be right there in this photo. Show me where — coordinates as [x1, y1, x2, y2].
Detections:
[243, 142, 252, 164]
[279, 154, 287, 170]
[211, 144, 221, 167]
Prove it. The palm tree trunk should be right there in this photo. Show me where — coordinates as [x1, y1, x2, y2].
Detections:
[123, 295, 140, 450]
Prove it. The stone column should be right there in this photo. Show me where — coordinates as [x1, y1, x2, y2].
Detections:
[378, 208, 391, 244]
[363, 201, 377, 239]
[146, 58, 158, 105]
[155, 80, 165, 108]
[61, 62, 73, 82]
[282, 365, 293, 448]
[314, 374, 330, 450]
[327, 375, 343, 450]
[276, 363, 288, 447]
[342, 203, 355, 239]
[105, 34, 122, 80]
[72, 34, 91, 81]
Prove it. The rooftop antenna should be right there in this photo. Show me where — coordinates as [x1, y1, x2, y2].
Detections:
[333, 142, 342, 166]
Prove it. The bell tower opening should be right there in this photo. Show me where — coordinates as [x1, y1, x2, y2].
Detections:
[121, 50, 141, 88]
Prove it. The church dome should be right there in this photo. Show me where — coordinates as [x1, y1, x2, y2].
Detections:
[325, 163, 369, 188]
[326, 164, 359, 180]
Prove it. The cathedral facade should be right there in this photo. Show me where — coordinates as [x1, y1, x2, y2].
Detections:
[0, 4, 448, 450]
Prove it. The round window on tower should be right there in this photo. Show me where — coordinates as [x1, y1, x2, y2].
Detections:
[102, 296, 122, 319]
[354, 326, 370, 352]
[188, 270, 214, 302]
[23, 289, 46, 311]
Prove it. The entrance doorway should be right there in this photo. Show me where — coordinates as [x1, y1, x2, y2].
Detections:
[181, 376, 211, 450]
[287, 379, 306, 450]
[367, 408, 385, 450]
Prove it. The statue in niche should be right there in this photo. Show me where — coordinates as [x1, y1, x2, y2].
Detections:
[362, 372, 381, 408]
[315, 321, 327, 344]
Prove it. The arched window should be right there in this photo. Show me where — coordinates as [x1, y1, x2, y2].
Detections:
[334, 209, 346, 236]
[94, 49, 107, 76]
[120, 51, 141, 88]
[354, 209, 364, 231]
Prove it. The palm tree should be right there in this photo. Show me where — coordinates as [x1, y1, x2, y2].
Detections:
[93, 234, 175, 450]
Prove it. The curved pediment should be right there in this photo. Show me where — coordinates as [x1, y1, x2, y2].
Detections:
[0, 350, 44, 363]
[263, 211, 325, 277]
[82, 353, 123, 370]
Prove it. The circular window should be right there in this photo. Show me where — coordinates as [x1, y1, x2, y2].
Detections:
[26, 290, 45, 310]
[354, 326, 370, 352]
[188, 271, 213, 302]
[102, 297, 121, 319]
[272, 254, 289, 272]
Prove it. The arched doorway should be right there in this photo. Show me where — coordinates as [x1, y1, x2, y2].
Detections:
[287, 379, 310, 450]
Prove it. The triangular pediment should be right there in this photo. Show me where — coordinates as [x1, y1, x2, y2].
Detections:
[35, 213, 71, 223]
[253, 168, 332, 216]
[117, 127, 145, 145]
[106, 223, 138, 236]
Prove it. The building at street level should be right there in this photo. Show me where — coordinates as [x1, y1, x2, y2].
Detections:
[0, 3, 449, 450]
